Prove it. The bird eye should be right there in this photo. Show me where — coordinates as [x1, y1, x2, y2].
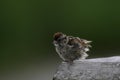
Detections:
[57, 38, 61, 42]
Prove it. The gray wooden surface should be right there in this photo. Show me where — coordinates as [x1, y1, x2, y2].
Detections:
[53, 56, 120, 80]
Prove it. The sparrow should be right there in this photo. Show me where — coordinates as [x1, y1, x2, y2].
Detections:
[53, 32, 92, 62]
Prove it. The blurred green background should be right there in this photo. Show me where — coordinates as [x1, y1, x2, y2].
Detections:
[1, 0, 120, 80]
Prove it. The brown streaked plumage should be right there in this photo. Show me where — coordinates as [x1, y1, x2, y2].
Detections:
[53, 32, 63, 41]
[53, 32, 92, 62]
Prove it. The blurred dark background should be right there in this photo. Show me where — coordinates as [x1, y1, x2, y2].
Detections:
[0, 0, 120, 80]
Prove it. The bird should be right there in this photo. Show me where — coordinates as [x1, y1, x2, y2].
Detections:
[53, 32, 92, 62]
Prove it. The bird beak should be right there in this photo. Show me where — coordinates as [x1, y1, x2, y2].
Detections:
[53, 40, 57, 44]
[53, 41, 58, 46]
